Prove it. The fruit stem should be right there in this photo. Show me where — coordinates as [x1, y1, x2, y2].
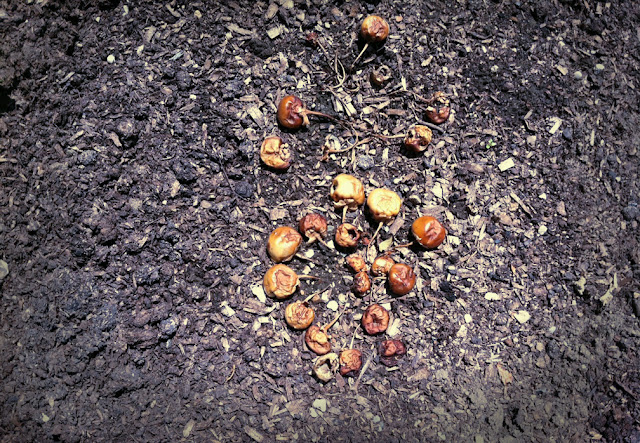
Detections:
[350, 42, 370, 71]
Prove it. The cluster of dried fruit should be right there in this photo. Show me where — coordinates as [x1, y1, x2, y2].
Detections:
[258, 14, 450, 383]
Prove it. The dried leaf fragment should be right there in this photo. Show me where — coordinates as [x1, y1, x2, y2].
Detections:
[496, 363, 514, 385]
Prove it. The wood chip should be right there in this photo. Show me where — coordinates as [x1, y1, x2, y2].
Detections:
[244, 426, 264, 442]
[183, 419, 195, 437]
[498, 158, 515, 172]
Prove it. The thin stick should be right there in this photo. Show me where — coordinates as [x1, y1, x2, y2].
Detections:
[342, 206, 347, 224]
[303, 285, 330, 303]
[298, 275, 320, 280]
[322, 308, 344, 332]
[350, 42, 369, 71]
[353, 344, 375, 392]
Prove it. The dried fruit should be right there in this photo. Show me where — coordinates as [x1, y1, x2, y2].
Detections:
[335, 223, 360, 248]
[263, 264, 300, 299]
[330, 174, 365, 211]
[346, 253, 367, 273]
[370, 65, 391, 88]
[362, 304, 390, 335]
[388, 263, 416, 295]
[267, 226, 302, 262]
[379, 339, 406, 367]
[305, 325, 332, 355]
[360, 15, 390, 44]
[403, 125, 433, 153]
[260, 135, 291, 169]
[411, 215, 446, 249]
[339, 349, 363, 377]
[371, 255, 395, 277]
[277, 95, 336, 129]
[352, 270, 371, 296]
[425, 91, 450, 124]
[367, 188, 402, 223]
[352, 15, 390, 71]
[312, 353, 339, 382]
[299, 213, 328, 244]
[285, 301, 315, 330]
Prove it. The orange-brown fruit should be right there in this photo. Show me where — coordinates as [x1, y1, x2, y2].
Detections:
[330, 174, 365, 210]
[411, 216, 446, 249]
[379, 339, 406, 367]
[362, 304, 390, 335]
[339, 349, 363, 377]
[360, 15, 390, 43]
[305, 325, 332, 355]
[335, 223, 360, 248]
[371, 255, 395, 277]
[277, 95, 307, 129]
[352, 271, 371, 296]
[299, 213, 328, 244]
[403, 125, 433, 153]
[267, 226, 302, 262]
[284, 301, 315, 330]
[425, 91, 450, 124]
[366, 188, 402, 222]
[346, 254, 367, 273]
[387, 263, 416, 295]
[260, 135, 291, 169]
[263, 264, 300, 299]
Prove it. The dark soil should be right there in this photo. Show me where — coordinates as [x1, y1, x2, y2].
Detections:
[1, 0, 639, 441]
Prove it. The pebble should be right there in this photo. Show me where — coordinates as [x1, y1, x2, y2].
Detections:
[327, 300, 338, 312]
[622, 203, 639, 221]
[159, 317, 178, 337]
[573, 71, 583, 80]
[235, 181, 253, 198]
[562, 128, 573, 140]
[106, 54, 115, 63]
[595, 63, 605, 73]
[357, 154, 375, 170]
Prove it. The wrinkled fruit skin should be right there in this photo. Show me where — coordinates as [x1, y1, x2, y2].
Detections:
[346, 254, 367, 273]
[370, 65, 391, 87]
[335, 223, 360, 248]
[267, 226, 302, 262]
[361, 15, 390, 43]
[367, 188, 402, 222]
[339, 349, 363, 377]
[330, 174, 365, 210]
[379, 339, 406, 367]
[260, 135, 291, 169]
[362, 304, 390, 335]
[299, 213, 328, 242]
[305, 325, 332, 355]
[371, 255, 395, 277]
[404, 125, 433, 153]
[277, 95, 305, 129]
[352, 271, 371, 296]
[388, 263, 416, 296]
[425, 91, 450, 124]
[285, 301, 315, 330]
[313, 353, 339, 382]
[263, 264, 300, 299]
[411, 216, 446, 249]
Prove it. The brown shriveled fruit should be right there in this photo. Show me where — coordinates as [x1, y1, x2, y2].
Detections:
[360, 15, 390, 43]
[370, 65, 391, 88]
[312, 353, 339, 382]
[387, 263, 416, 295]
[284, 301, 315, 330]
[339, 349, 363, 377]
[330, 174, 365, 210]
[366, 188, 402, 222]
[362, 304, 390, 335]
[299, 213, 328, 244]
[371, 255, 395, 277]
[411, 216, 446, 249]
[352, 271, 371, 296]
[267, 226, 302, 262]
[379, 339, 406, 367]
[260, 135, 291, 169]
[403, 125, 433, 153]
[263, 264, 300, 299]
[277, 95, 336, 130]
[346, 254, 367, 273]
[305, 325, 332, 355]
[335, 223, 360, 248]
[425, 91, 451, 124]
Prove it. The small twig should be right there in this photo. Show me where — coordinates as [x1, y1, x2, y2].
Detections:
[353, 344, 376, 392]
